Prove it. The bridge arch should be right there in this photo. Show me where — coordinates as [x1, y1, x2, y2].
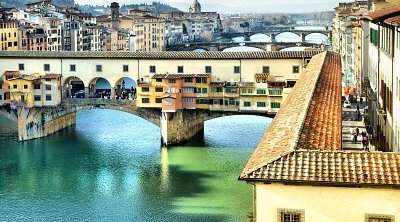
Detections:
[63, 76, 85, 98]
[249, 33, 271, 42]
[274, 32, 301, 42]
[114, 77, 137, 100]
[303, 33, 329, 44]
[221, 45, 265, 52]
[88, 77, 112, 99]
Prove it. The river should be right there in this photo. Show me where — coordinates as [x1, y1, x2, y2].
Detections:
[0, 109, 271, 221]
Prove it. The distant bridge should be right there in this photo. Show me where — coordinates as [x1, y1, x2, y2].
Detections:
[220, 28, 332, 42]
[167, 41, 324, 52]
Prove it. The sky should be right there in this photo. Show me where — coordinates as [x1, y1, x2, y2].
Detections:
[75, 0, 353, 13]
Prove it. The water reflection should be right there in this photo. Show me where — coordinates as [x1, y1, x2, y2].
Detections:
[0, 110, 271, 221]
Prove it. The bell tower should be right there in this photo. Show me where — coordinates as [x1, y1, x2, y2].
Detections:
[110, 2, 120, 30]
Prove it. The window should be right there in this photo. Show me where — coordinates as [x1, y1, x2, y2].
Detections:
[278, 209, 304, 222]
[243, 101, 251, 107]
[205, 66, 212, 73]
[292, 66, 300, 74]
[45, 85, 51, 91]
[257, 89, 266, 94]
[0, 95, 2, 100]
[202, 88, 208, 94]
[96, 65, 102, 72]
[365, 214, 394, 222]
[196, 77, 208, 83]
[123, 65, 129, 72]
[70, 64, 76, 72]
[269, 89, 283, 95]
[13, 84, 17, 89]
[262, 78, 267, 83]
[263, 66, 270, 74]
[46, 94, 52, 101]
[184, 77, 193, 82]
[18, 63, 25, 71]
[156, 78, 162, 82]
[150, 65, 156, 73]
[271, 102, 281, 108]
[34, 84, 41, 90]
[234, 66, 240, 74]
[168, 79, 176, 84]
[225, 88, 238, 93]
[34, 95, 41, 101]
[177, 66, 184, 73]
[142, 87, 150, 92]
[23, 85, 28, 89]
[257, 102, 266, 107]
[142, 98, 150, 103]
[155, 87, 163, 92]
[155, 98, 162, 103]
[184, 87, 194, 93]
[165, 99, 172, 106]
[182, 98, 194, 103]
[44, 64, 50, 72]
[211, 87, 222, 92]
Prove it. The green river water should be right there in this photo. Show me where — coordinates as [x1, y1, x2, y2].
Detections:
[0, 109, 271, 221]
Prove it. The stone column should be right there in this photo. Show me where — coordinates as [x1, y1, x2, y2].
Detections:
[300, 33, 306, 43]
[161, 110, 205, 146]
[270, 34, 276, 42]
[84, 87, 90, 99]
[111, 87, 116, 99]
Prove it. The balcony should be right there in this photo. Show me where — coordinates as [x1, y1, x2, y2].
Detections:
[267, 81, 286, 88]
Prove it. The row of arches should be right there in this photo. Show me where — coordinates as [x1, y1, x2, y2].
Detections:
[63, 76, 137, 100]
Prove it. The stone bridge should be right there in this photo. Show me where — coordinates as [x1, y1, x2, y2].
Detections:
[0, 98, 272, 146]
[220, 29, 332, 42]
[167, 41, 323, 52]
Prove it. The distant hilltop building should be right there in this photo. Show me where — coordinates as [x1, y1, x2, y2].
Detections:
[189, 0, 201, 13]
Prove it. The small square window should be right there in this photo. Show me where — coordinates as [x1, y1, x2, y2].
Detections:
[34, 95, 41, 101]
[46, 94, 52, 101]
[168, 79, 176, 84]
[70, 64, 76, 72]
[156, 78, 162, 82]
[44, 64, 50, 72]
[156, 98, 162, 103]
[150, 66, 156, 73]
[278, 209, 304, 222]
[13, 84, 17, 89]
[244, 101, 251, 107]
[234, 66, 240, 74]
[96, 65, 102, 72]
[34, 84, 41, 90]
[18, 63, 25, 71]
[292, 66, 300, 74]
[155, 87, 163, 92]
[123, 65, 129, 72]
[142, 98, 150, 103]
[24, 85, 28, 89]
[45, 85, 51, 91]
[142, 87, 150, 92]
[263, 66, 270, 74]
[177, 66, 184, 73]
[205, 66, 212, 73]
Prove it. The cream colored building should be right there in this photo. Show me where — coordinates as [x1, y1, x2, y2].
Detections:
[0, 50, 318, 114]
[0, 20, 19, 51]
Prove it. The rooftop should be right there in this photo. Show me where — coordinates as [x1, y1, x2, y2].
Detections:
[239, 51, 400, 187]
[0, 51, 322, 60]
[367, 4, 400, 21]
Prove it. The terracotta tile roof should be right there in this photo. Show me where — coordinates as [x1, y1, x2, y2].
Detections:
[244, 150, 400, 187]
[42, 73, 62, 79]
[210, 82, 225, 87]
[151, 74, 211, 79]
[240, 52, 330, 179]
[367, 4, 400, 21]
[0, 51, 322, 60]
[255, 73, 269, 78]
[3, 71, 20, 78]
[385, 15, 400, 26]
[297, 52, 342, 151]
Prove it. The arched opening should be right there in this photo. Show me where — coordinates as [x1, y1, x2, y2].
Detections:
[88, 77, 112, 99]
[231, 36, 245, 43]
[63, 76, 85, 98]
[275, 32, 301, 42]
[304, 33, 329, 44]
[193, 48, 208, 52]
[114, 77, 137, 100]
[249, 33, 270, 42]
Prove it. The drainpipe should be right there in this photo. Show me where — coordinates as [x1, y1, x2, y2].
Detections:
[391, 24, 395, 151]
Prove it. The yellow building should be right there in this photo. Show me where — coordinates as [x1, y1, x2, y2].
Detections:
[0, 20, 19, 51]
[9, 73, 62, 108]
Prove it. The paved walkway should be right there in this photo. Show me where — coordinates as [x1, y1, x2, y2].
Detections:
[342, 99, 368, 151]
